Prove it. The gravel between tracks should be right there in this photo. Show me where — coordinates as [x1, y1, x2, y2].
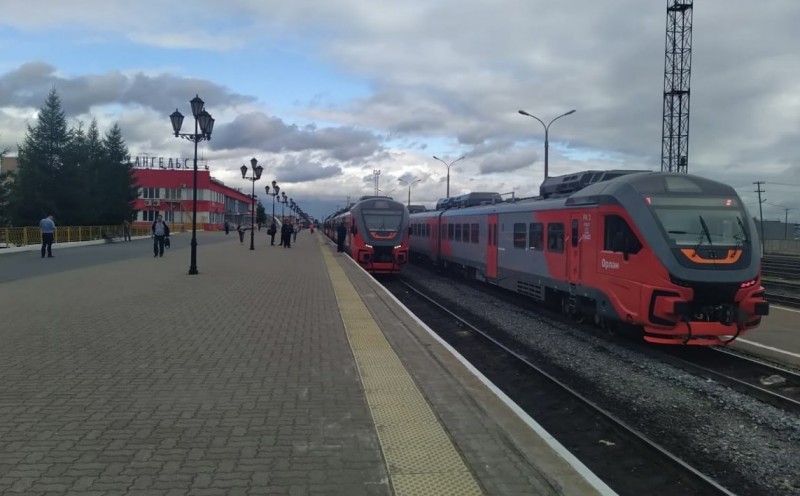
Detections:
[403, 265, 800, 496]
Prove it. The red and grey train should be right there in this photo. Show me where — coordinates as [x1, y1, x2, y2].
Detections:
[409, 170, 769, 345]
[324, 195, 410, 275]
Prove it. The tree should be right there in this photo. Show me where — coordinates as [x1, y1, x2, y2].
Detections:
[256, 202, 267, 225]
[8, 89, 137, 226]
[0, 147, 11, 225]
[97, 123, 138, 225]
[8, 89, 71, 225]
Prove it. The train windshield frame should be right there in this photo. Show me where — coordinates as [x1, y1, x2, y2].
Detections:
[362, 209, 404, 232]
[645, 196, 750, 248]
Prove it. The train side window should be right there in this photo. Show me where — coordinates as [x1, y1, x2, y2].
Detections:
[448, 223, 454, 240]
[425, 224, 430, 238]
[471, 223, 479, 244]
[528, 223, 543, 250]
[604, 215, 642, 254]
[461, 223, 468, 243]
[571, 219, 579, 247]
[547, 223, 565, 253]
[513, 223, 526, 248]
[455, 223, 462, 242]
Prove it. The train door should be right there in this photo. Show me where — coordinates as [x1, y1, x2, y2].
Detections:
[487, 214, 499, 280]
[567, 214, 581, 283]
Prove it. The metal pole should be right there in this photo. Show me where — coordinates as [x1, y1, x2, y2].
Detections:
[446, 166, 450, 198]
[543, 128, 549, 180]
[249, 180, 255, 250]
[407, 185, 411, 207]
[189, 117, 199, 275]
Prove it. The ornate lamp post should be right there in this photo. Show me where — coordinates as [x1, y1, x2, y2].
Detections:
[170, 95, 215, 275]
[398, 177, 421, 206]
[517, 109, 576, 180]
[278, 191, 288, 221]
[240, 158, 263, 251]
[265, 181, 279, 224]
[432, 155, 465, 198]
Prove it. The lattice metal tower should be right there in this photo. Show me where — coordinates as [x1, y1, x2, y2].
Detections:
[661, 0, 693, 173]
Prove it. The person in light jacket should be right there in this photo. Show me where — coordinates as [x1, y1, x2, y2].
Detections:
[151, 215, 170, 257]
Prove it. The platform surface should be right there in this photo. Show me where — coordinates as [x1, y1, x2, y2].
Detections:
[0, 231, 607, 495]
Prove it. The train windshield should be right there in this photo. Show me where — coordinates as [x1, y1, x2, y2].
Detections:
[646, 196, 749, 247]
[362, 209, 403, 232]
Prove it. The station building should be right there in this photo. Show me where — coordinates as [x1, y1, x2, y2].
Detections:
[131, 155, 256, 230]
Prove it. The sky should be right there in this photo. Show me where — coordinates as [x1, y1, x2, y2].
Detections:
[0, 0, 799, 224]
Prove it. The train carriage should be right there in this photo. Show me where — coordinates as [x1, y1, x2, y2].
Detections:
[324, 196, 410, 275]
[409, 170, 770, 345]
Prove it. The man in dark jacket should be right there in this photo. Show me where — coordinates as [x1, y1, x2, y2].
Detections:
[268, 222, 277, 245]
[281, 222, 292, 248]
[336, 223, 347, 252]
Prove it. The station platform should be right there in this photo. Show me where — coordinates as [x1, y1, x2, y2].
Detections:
[0, 231, 610, 495]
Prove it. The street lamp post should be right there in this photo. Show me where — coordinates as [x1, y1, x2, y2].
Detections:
[517, 109, 576, 180]
[266, 181, 279, 225]
[278, 191, 288, 221]
[432, 155, 465, 198]
[398, 178, 421, 207]
[240, 158, 264, 251]
[170, 95, 215, 275]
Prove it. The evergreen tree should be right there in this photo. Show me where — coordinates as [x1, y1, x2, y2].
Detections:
[0, 147, 11, 226]
[99, 123, 138, 225]
[8, 89, 70, 225]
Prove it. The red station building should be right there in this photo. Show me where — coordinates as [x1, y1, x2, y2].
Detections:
[131, 155, 255, 230]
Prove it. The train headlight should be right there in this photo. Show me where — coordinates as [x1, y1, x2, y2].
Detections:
[740, 278, 758, 289]
[364, 244, 373, 248]
[394, 245, 402, 249]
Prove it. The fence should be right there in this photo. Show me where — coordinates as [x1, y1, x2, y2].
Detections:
[0, 223, 189, 248]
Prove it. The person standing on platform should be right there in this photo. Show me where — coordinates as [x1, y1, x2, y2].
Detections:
[237, 223, 246, 244]
[336, 222, 347, 253]
[151, 214, 170, 257]
[281, 222, 292, 248]
[268, 221, 277, 245]
[123, 218, 132, 242]
[39, 214, 56, 258]
[224, 220, 230, 235]
[293, 223, 299, 243]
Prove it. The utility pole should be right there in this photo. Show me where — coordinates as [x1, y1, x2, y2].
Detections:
[754, 181, 766, 255]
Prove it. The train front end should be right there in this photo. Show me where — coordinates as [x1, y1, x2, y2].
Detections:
[621, 173, 770, 344]
[351, 198, 410, 275]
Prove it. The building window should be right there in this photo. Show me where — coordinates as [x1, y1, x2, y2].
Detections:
[513, 223, 526, 248]
[548, 223, 565, 253]
[529, 223, 544, 250]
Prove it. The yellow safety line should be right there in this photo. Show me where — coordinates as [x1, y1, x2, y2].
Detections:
[321, 246, 483, 496]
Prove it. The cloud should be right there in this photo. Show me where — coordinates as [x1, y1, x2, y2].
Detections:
[211, 112, 383, 162]
[272, 155, 343, 183]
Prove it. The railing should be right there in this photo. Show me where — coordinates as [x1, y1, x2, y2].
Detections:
[0, 224, 190, 248]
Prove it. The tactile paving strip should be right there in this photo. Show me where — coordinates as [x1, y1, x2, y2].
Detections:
[322, 247, 483, 496]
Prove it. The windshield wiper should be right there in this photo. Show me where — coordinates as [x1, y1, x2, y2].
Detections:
[735, 216, 749, 243]
[698, 216, 713, 246]
[692, 215, 714, 256]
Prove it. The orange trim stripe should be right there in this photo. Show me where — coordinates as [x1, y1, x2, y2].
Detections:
[680, 248, 742, 264]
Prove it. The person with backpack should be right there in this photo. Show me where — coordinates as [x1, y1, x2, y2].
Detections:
[267, 222, 277, 245]
[151, 215, 170, 257]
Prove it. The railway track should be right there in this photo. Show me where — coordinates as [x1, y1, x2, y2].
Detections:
[766, 292, 800, 308]
[658, 347, 800, 415]
[386, 278, 737, 496]
[762, 255, 800, 279]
